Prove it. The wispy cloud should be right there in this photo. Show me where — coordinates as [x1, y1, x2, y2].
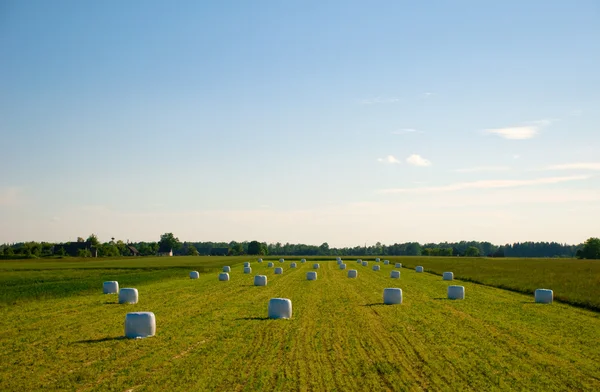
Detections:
[378, 175, 590, 194]
[455, 166, 510, 173]
[543, 163, 600, 171]
[360, 97, 400, 105]
[569, 109, 583, 117]
[377, 155, 401, 164]
[391, 128, 421, 135]
[420, 92, 434, 99]
[0, 187, 22, 206]
[406, 154, 432, 167]
[484, 119, 553, 140]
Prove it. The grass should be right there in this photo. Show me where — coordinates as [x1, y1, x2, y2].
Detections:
[0, 257, 599, 391]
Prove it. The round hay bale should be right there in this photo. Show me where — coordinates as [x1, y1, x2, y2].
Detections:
[535, 289, 553, 304]
[279, 258, 285, 263]
[416, 266, 424, 273]
[336, 257, 341, 262]
[448, 285, 465, 300]
[306, 271, 317, 281]
[223, 266, 231, 273]
[384, 260, 389, 265]
[357, 259, 362, 263]
[372, 265, 380, 271]
[124, 312, 156, 338]
[337, 259, 342, 265]
[189, 271, 199, 279]
[348, 269, 358, 278]
[361, 261, 368, 267]
[395, 263, 402, 268]
[219, 272, 230, 281]
[118, 288, 138, 304]
[383, 288, 403, 305]
[290, 262, 297, 268]
[268, 262, 274, 267]
[300, 258, 306, 263]
[243, 262, 250, 268]
[254, 275, 267, 286]
[274, 267, 283, 275]
[244, 267, 252, 274]
[103, 281, 119, 294]
[339, 263, 347, 270]
[443, 272, 454, 281]
[313, 263, 320, 269]
[258, 258, 263, 263]
[390, 270, 400, 279]
[375, 258, 380, 262]
[268, 298, 292, 319]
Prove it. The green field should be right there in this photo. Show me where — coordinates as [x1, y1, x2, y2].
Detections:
[1, 256, 599, 391]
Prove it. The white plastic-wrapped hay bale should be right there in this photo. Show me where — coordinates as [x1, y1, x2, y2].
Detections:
[306, 271, 317, 281]
[337, 259, 342, 265]
[300, 258, 306, 263]
[384, 260, 389, 265]
[125, 312, 156, 338]
[443, 272, 454, 281]
[348, 269, 358, 278]
[118, 288, 138, 304]
[290, 262, 297, 268]
[219, 272, 230, 281]
[339, 263, 347, 270]
[243, 262, 250, 268]
[375, 258, 380, 262]
[372, 265, 380, 271]
[416, 266, 424, 273]
[244, 267, 252, 274]
[268, 298, 292, 319]
[336, 257, 341, 262]
[535, 289, 553, 304]
[189, 271, 200, 279]
[258, 258, 263, 263]
[274, 267, 283, 275]
[361, 261, 368, 267]
[103, 281, 119, 294]
[313, 263, 320, 269]
[254, 275, 267, 286]
[395, 263, 402, 268]
[223, 266, 231, 273]
[279, 258, 285, 263]
[448, 285, 465, 300]
[383, 288, 403, 305]
[390, 270, 400, 279]
[268, 262, 274, 267]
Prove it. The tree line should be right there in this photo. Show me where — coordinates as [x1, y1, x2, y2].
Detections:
[1, 234, 599, 260]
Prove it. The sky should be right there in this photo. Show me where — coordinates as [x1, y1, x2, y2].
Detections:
[1, 0, 599, 246]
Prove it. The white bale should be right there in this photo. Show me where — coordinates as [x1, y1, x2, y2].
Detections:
[395, 263, 402, 268]
[274, 267, 283, 275]
[339, 263, 347, 270]
[103, 281, 119, 294]
[258, 258, 263, 263]
[384, 260, 389, 265]
[243, 262, 250, 268]
[348, 269, 358, 278]
[124, 312, 156, 338]
[279, 258, 285, 263]
[443, 272, 454, 281]
[301, 258, 306, 263]
[306, 271, 317, 281]
[336, 257, 341, 262]
[290, 262, 297, 268]
[254, 275, 267, 286]
[390, 270, 400, 279]
[244, 267, 252, 274]
[362, 261, 368, 267]
[268, 262, 274, 267]
[118, 288, 139, 304]
[337, 259, 342, 265]
[268, 298, 292, 319]
[448, 285, 465, 300]
[189, 271, 199, 279]
[375, 258, 380, 262]
[313, 263, 320, 269]
[372, 265, 380, 271]
[383, 288, 403, 305]
[535, 289, 553, 304]
[223, 266, 231, 272]
[416, 266, 424, 273]
[219, 272, 230, 281]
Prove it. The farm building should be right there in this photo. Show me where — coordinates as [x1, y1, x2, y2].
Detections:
[157, 245, 173, 257]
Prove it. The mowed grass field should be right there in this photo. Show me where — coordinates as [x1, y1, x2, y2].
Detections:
[1, 257, 599, 391]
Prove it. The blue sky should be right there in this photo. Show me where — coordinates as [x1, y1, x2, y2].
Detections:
[1, 0, 599, 246]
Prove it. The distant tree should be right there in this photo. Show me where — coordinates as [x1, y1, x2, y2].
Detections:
[406, 242, 421, 256]
[4, 246, 14, 257]
[247, 241, 262, 255]
[77, 237, 85, 243]
[99, 243, 120, 257]
[159, 233, 181, 252]
[319, 242, 330, 255]
[465, 246, 481, 257]
[231, 242, 244, 255]
[579, 237, 600, 259]
[86, 234, 100, 247]
[187, 244, 199, 256]
[77, 248, 91, 257]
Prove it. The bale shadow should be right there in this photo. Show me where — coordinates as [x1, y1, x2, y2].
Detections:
[234, 317, 270, 321]
[103, 301, 120, 305]
[361, 303, 386, 307]
[74, 336, 125, 344]
[433, 298, 450, 300]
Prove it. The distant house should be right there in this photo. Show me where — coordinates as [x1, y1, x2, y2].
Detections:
[157, 244, 173, 256]
[127, 245, 140, 256]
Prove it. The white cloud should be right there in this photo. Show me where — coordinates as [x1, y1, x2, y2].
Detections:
[378, 175, 590, 194]
[360, 97, 400, 105]
[0, 187, 22, 206]
[485, 119, 553, 140]
[455, 166, 510, 173]
[378, 155, 401, 164]
[406, 154, 432, 167]
[544, 163, 600, 171]
[391, 128, 420, 135]
[420, 92, 434, 99]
